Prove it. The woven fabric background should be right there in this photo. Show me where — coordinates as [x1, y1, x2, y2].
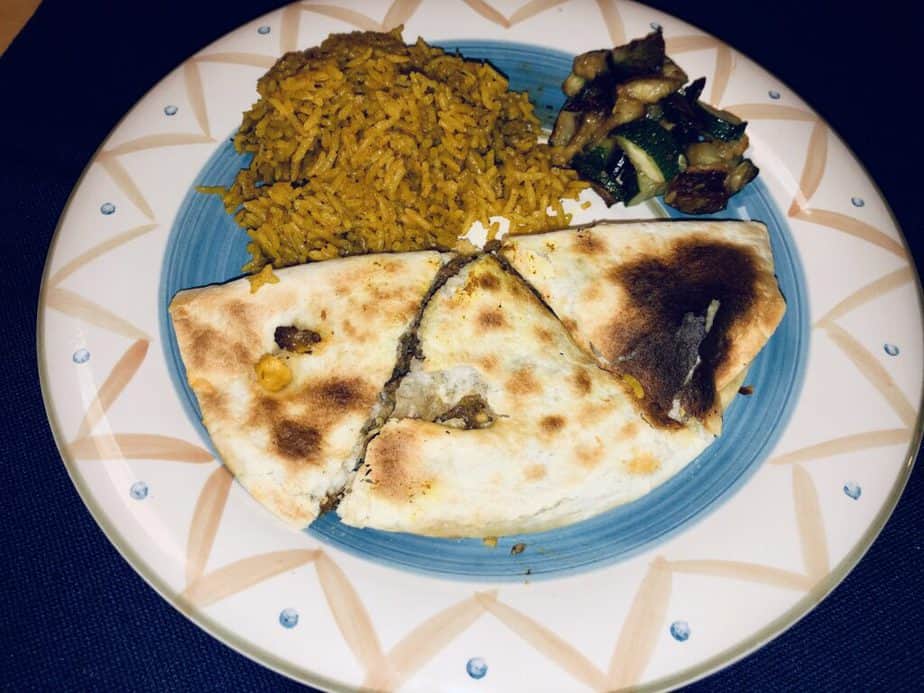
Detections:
[1, 1, 920, 690]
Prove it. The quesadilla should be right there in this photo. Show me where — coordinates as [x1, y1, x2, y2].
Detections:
[169, 252, 444, 528]
[498, 220, 786, 433]
[337, 255, 715, 537]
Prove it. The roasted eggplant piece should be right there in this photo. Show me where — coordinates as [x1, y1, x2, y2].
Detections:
[550, 31, 757, 212]
[726, 158, 759, 194]
[572, 49, 611, 81]
[552, 29, 671, 153]
[664, 168, 729, 214]
[550, 73, 618, 152]
[659, 78, 707, 145]
[562, 74, 616, 113]
[680, 76, 706, 102]
[697, 102, 747, 141]
[608, 29, 666, 81]
[685, 136, 749, 167]
[664, 157, 759, 214]
[549, 109, 581, 148]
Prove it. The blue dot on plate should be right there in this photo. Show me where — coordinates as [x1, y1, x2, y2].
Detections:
[130, 481, 149, 500]
[100, 202, 116, 215]
[768, 90, 781, 100]
[164, 104, 178, 116]
[257, 25, 271, 35]
[72, 348, 90, 364]
[851, 196, 865, 208]
[279, 608, 299, 628]
[670, 620, 691, 642]
[466, 657, 488, 679]
[844, 482, 862, 500]
[884, 343, 900, 356]
[650, 22, 662, 30]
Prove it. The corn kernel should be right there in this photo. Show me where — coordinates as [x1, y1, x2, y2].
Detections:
[255, 354, 292, 391]
[622, 374, 645, 399]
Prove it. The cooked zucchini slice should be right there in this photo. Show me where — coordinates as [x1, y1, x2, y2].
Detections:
[570, 138, 641, 206]
[612, 120, 682, 183]
[626, 169, 666, 206]
[696, 102, 748, 141]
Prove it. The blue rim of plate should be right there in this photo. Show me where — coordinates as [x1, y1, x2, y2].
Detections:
[158, 40, 809, 581]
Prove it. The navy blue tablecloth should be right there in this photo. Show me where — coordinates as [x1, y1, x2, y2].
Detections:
[2, 1, 921, 690]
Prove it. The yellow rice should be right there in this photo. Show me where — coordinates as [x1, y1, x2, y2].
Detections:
[215, 28, 587, 272]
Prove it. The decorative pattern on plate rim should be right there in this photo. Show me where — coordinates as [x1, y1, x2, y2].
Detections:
[37, 1, 921, 691]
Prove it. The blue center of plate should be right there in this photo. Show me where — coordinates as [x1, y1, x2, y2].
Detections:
[159, 41, 809, 581]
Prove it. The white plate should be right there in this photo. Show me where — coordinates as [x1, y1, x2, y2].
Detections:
[38, 1, 923, 690]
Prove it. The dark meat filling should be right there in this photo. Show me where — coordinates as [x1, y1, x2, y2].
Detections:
[606, 239, 759, 428]
[436, 394, 496, 429]
[275, 325, 322, 353]
[618, 304, 713, 422]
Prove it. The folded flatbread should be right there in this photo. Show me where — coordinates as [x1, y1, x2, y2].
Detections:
[169, 252, 444, 528]
[172, 220, 786, 537]
[498, 220, 786, 433]
[337, 255, 715, 537]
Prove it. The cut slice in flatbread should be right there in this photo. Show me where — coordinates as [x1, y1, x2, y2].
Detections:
[337, 255, 715, 537]
[169, 252, 444, 528]
[498, 220, 786, 433]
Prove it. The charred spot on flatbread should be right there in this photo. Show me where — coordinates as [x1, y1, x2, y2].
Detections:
[505, 366, 543, 397]
[540, 415, 566, 435]
[187, 325, 254, 371]
[581, 283, 603, 302]
[249, 395, 280, 425]
[575, 442, 605, 469]
[480, 355, 498, 373]
[573, 231, 608, 255]
[571, 367, 593, 395]
[619, 421, 640, 439]
[533, 325, 556, 345]
[378, 258, 404, 275]
[311, 376, 374, 411]
[474, 271, 501, 291]
[524, 464, 547, 481]
[625, 451, 661, 475]
[273, 420, 322, 460]
[194, 381, 228, 421]
[252, 377, 376, 468]
[603, 237, 759, 427]
[477, 307, 507, 329]
[226, 301, 257, 339]
[366, 426, 430, 501]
